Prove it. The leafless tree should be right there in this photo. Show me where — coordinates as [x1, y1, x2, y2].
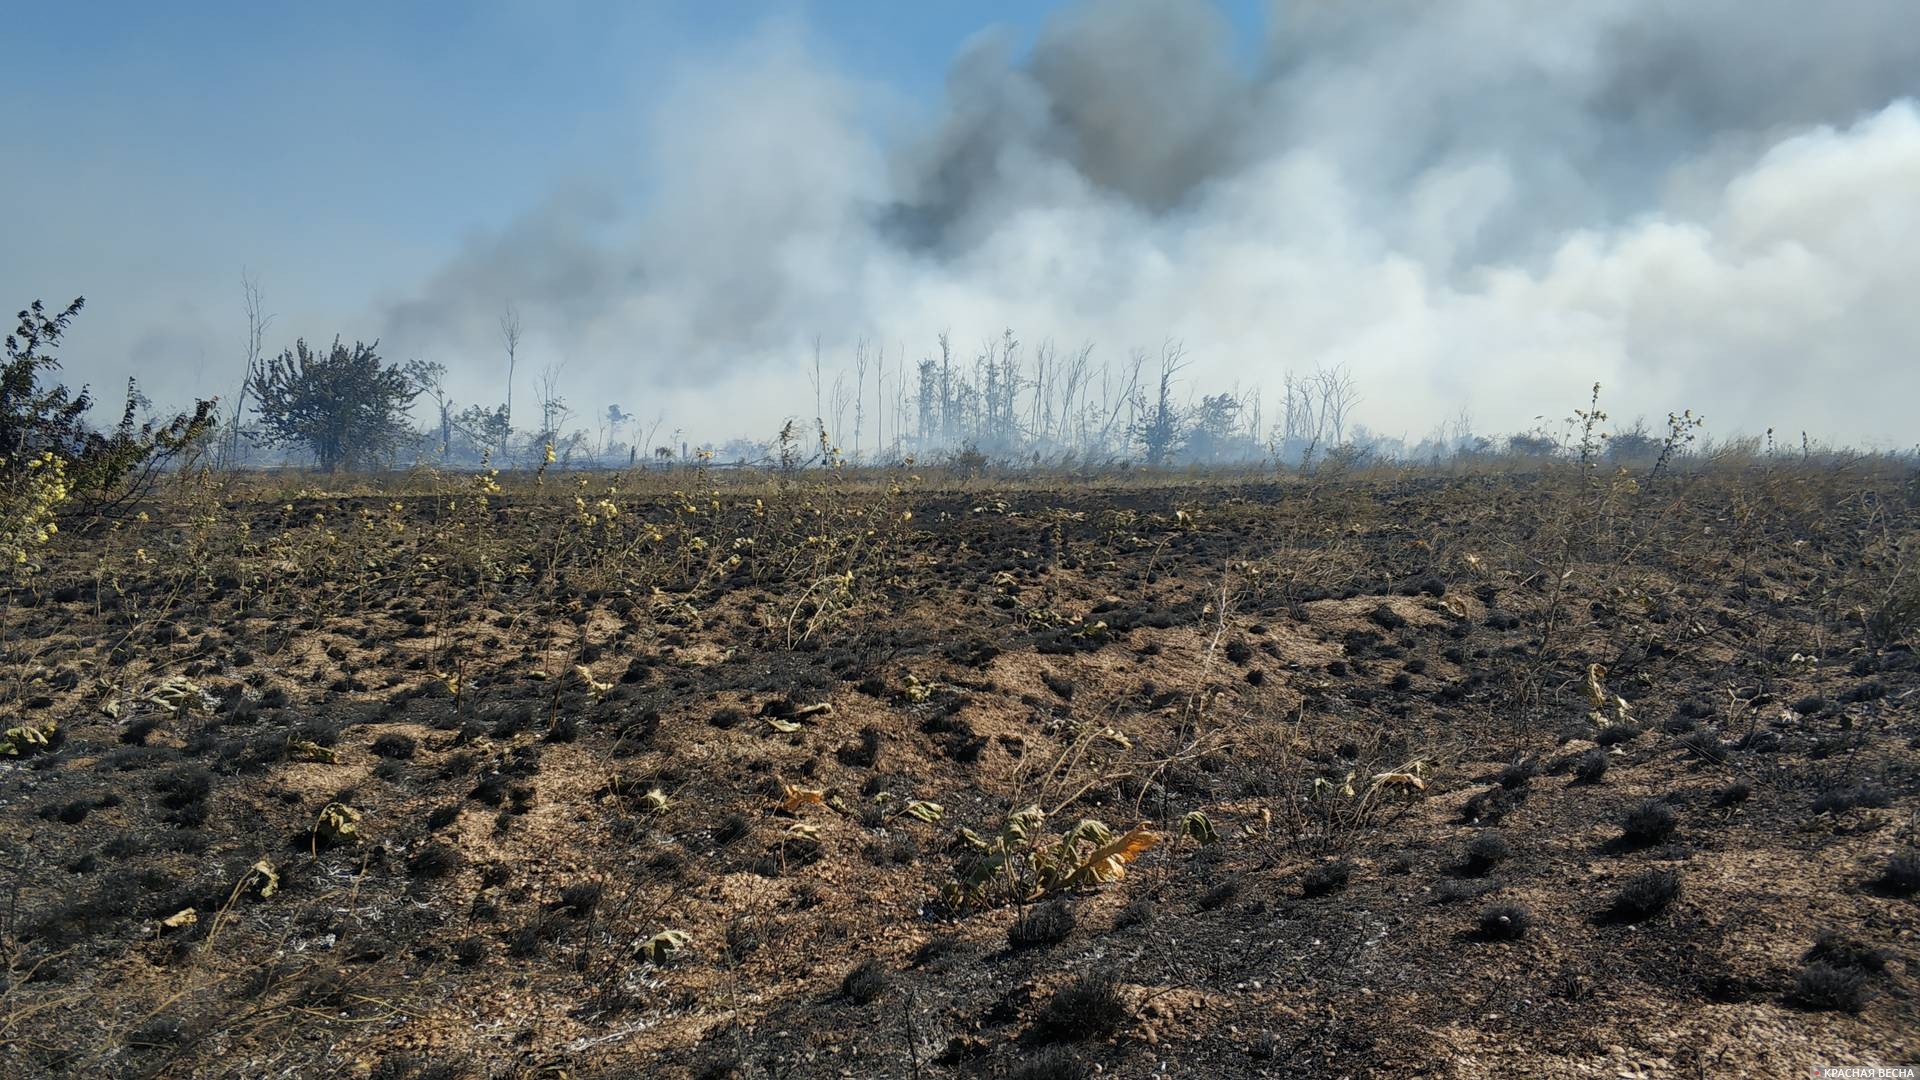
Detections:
[499, 303, 522, 457]
[224, 271, 274, 466]
[534, 360, 570, 455]
[1314, 363, 1362, 446]
[853, 338, 870, 460]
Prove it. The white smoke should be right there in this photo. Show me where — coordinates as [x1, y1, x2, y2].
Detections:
[368, 0, 1920, 448]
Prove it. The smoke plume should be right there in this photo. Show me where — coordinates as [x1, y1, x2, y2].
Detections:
[379, 0, 1920, 449]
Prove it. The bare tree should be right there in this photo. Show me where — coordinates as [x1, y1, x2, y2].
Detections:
[1313, 363, 1361, 446]
[853, 338, 870, 461]
[498, 303, 523, 459]
[1097, 349, 1147, 455]
[224, 271, 274, 466]
[534, 360, 570, 456]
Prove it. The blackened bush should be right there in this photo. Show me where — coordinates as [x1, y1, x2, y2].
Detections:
[426, 803, 461, 830]
[1713, 781, 1752, 808]
[1594, 726, 1640, 748]
[1368, 603, 1407, 630]
[1476, 903, 1531, 941]
[840, 958, 890, 1004]
[154, 767, 214, 827]
[863, 834, 918, 867]
[124, 1017, 186, 1051]
[371, 733, 416, 759]
[405, 843, 460, 879]
[1496, 759, 1539, 789]
[1198, 876, 1241, 911]
[469, 773, 508, 806]
[1804, 933, 1889, 974]
[1461, 834, 1512, 876]
[1869, 851, 1920, 896]
[1114, 896, 1154, 930]
[838, 726, 882, 769]
[452, 935, 488, 965]
[1008, 901, 1075, 949]
[708, 707, 744, 730]
[1034, 972, 1126, 1041]
[1812, 785, 1892, 816]
[1572, 749, 1610, 783]
[504, 923, 548, 958]
[1302, 860, 1352, 897]
[1620, 801, 1678, 846]
[1678, 730, 1724, 761]
[1462, 784, 1527, 825]
[1606, 869, 1680, 923]
[559, 882, 603, 917]
[1791, 963, 1874, 1013]
[911, 934, 960, 967]
[1008, 1046, 1089, 1080]
[713, 813, 752, 849]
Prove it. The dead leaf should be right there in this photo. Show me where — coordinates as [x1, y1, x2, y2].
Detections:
[1064, 825, 1159, 888]
[778, 784, 825, 814]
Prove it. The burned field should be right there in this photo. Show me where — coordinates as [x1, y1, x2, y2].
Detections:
[1, 464, 1916, 1078]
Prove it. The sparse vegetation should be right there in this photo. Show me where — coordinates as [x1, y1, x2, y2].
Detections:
[0, 435, 1910, 1075]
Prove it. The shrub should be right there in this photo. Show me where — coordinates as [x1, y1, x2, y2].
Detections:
[1620, 801, 1678, 846]
[713, 813, 752, 849]
[1008, 1046, 1089, 1080]
[1460, 834, 1512, 876]
[840, 958, 890, 1004]
[452, 936, 487, 965]
[1811, 784, 1891, 816]
[1678, 730, 1724, 761]
[1572, 749, 1610, 783]
[1496, 759, 1539, 788]
[405, 843, 460, 880]
[154, 766, 214, 828]
[1436, 876, 1489, 899]
[1114, 896, 1154, 930]
[837, 726, 882, 768]
[1034, 972, 1127, 1041]
[1713, 781, 1752, 808]
[1198, 876, 1241, 911]
[1476, 903, 1531, 941]
[2, 298, 217, 522]
[1791, 963, 1874, 1013]
[1606, 869, 1680, 922]
[1869, 851, 1920, 897]
[1594, 726, 1640, 747]
[1804, 933, 1889, 974]
[1302, 860, 1352, 897]
[559, 882, 603, 917]
[911, 934, 960, 967]
[371, 733, 416, 759]
[1008, 900, 1075, 949]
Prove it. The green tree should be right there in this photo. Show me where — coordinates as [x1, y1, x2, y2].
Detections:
[249, 337, 418, 471]
[3, 297, 218, 514]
